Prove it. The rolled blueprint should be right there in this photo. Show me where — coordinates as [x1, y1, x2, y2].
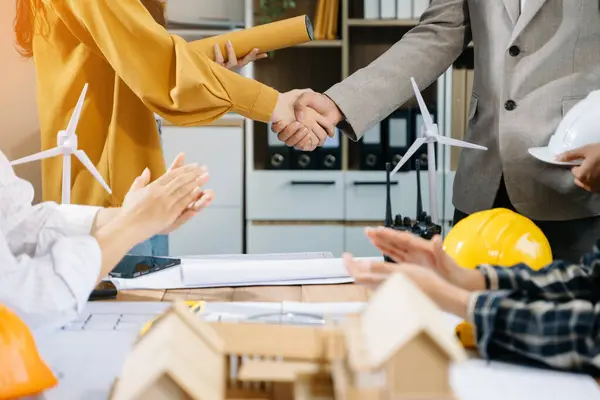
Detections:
[192, 15, 314, 61]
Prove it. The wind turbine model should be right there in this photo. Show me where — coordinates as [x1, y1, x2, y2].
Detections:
[11, 83, 112, 204]
[390, 77, 487, 224]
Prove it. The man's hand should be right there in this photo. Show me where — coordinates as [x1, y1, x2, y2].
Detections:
[556, 144, 600, 192]
[365, 227, 485, 291]
[214, 41, 267, 70]
[343, 254, 470, 319]
[123, 153, 213, 234]
[294, 91, 344, 127]
[271, 90, 337, 151]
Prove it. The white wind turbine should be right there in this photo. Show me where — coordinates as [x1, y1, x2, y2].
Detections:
[390, 77, 487, 224]
[11, 83, 112, 204]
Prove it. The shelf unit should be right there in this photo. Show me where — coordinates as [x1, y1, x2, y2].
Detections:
[243, 0, 463, 257]
[164, 0, 474, 256]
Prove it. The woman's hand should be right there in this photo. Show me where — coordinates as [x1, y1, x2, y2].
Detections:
[120, 163, 206, 241]
[123, 153, 213, 235]
[365, 227, 485, 291]
[343, 254, 470, 319]
[214, 41, 267, 70]
[556, 144, 600, 192]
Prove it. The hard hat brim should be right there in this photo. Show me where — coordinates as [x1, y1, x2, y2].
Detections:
[528, 146, 582, 166]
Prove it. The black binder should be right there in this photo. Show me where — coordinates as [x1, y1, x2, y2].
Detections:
[384, 109, 412, 173]
[359, 122, 384, 170]
[316, 128, 342, 170]
[266, 122, 291, 170]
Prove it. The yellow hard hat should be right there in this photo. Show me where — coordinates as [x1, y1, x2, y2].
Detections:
[443, 208, 553, 349]
[443, 208, 552, 270]
[0, 304, 58, 399]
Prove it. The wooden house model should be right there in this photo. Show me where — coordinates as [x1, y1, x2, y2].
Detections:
[113, 272, 467, 399]
[111, 301, 225, 400]
[333, 273, 467, 399]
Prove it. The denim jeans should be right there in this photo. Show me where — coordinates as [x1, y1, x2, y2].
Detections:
[128, 234, 169, 257]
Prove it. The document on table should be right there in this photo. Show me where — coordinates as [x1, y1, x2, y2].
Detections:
[451, 359, 600, 400]
[108, 256, 363, 290]
[180, 258, 351, 287]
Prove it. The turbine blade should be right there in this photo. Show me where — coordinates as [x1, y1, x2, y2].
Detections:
[73, 150, 112, 194]
[10, 147, 65, 166]
[436, 135, 488, 150]
[410, 77, 434, 128]
[65, 83, 89, 138]
[390, 137, 427, 176]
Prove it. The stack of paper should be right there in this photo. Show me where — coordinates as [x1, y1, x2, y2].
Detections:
[181, 258, 350, 287]
[108, 256, 379, 290]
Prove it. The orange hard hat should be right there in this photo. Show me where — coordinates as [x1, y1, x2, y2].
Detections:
[0, 304, 58, 399]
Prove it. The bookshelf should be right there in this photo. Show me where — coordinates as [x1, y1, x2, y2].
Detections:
[166, 0, 475, 256]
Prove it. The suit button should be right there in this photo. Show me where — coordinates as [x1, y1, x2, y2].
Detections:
[509, 45, 521, 57]
[505, 100, 516, 111]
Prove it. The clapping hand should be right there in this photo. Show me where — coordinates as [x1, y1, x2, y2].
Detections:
[556, 143, 600, 192]
[364, 227, 484, 291]
[123, 153, 214, 235]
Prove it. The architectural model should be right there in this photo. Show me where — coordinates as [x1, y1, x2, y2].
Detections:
[114, 274, 467, 399]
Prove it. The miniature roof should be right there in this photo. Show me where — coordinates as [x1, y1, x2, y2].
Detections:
[141, 301, 224, 354]
[357, 273, 466, 368]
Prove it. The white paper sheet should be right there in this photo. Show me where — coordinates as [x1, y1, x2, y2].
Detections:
[451, 359, 600, 400]
[183, 252, 334, 260]
[109, 257, 363, 290]
[108, 253, 359, 290]
[181, 258, 350, 286]
[109, 267, 353, 290]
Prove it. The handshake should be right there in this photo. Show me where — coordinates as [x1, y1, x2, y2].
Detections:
[270, 89, 345, 151]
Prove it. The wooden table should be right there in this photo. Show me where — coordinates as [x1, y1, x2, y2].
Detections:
[116, 284, 372, 303]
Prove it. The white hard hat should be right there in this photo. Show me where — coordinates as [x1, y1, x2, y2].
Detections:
[529, 91, 600, 166]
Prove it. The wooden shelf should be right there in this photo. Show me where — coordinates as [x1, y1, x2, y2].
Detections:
[347, 19, 419, 27]
[296, 40, 343, 48]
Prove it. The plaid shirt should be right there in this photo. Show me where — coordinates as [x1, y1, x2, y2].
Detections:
[467, 241, 600, 375]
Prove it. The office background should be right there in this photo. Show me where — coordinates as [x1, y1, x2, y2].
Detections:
[1, 0, 475, 258]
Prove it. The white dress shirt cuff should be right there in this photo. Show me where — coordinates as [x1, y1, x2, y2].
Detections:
[53, 235, 102, 312]
[54, 204, 102, 236]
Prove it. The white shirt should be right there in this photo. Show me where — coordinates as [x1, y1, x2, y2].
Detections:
[521, 0, 526, 13]
[0, 150, 102, 331]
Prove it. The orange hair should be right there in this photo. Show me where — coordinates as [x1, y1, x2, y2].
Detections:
[14, 0, 166, 58]
[14, 0, 46, 58]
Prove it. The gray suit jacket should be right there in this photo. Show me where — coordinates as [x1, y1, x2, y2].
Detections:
[326, 0, 600, 221]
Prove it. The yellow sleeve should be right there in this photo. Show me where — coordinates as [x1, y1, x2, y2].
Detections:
[48, 0, 278, 124]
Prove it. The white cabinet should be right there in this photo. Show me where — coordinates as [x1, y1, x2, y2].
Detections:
[344, 171, 444, 222]
[246, 171, 345, 220]
[168, 208, 242, 256]
[344, 226, 382, 257]
[247, 224, 345, 256]
[161, 122, 244, 255]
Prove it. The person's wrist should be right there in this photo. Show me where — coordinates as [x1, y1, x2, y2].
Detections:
[454, 268, 486, 292]
[91, 207, 121, 234]
[93, 211, 148, 251]
[323, 94, 344, 125]
[433, 280, 470, 319]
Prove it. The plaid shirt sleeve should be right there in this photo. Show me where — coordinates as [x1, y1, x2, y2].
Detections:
[475, 241, 600, 302]
[465, 240, 600, 373]
[467, 290, 600, 373]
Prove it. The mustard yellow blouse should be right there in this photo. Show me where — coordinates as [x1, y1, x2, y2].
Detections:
[33, 0, 278, 206]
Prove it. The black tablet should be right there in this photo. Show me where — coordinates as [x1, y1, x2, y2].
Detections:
[108, 255, 181, 279]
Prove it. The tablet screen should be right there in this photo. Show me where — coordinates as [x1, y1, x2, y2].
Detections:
[108, 255, 181, 279]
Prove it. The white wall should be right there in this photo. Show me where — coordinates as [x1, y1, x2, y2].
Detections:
[0, 0, 41, 203]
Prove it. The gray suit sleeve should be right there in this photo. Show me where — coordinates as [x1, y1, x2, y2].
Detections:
[325, 0, 471, 141]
